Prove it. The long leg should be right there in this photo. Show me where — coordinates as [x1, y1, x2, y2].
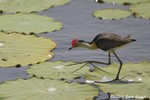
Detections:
[108, 52, 111, 64]
[88, 52, 111, 65]
[112, 51, 123, 80]
[70, 52, 111, 73]
[94, 51, 124, 83]
[95, 51, 125, 83]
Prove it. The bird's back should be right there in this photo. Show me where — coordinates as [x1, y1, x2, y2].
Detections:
[91, 33, 135, 51]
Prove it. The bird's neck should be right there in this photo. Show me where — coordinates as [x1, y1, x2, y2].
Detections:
[80, 42, 97, 50]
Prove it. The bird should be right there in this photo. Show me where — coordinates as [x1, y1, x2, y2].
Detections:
[68, 32, 136, 81]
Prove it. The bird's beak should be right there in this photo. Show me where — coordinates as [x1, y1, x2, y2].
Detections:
[68, 47, 73, 50]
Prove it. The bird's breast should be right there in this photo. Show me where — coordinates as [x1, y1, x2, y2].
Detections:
[89, 42, 98, 50]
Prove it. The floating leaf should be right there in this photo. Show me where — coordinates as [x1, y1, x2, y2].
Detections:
[130, 2, 150, 19]
[86, 62, 150, 97]
[27, 61, 89, 79]
[0, 13, 63, 34]
[0, 32, 56, 67]
[0, 78, 98, 100]
[93, 9, 131, 20]
[103, 0, 149, 5]
[0, 0, 70, 13]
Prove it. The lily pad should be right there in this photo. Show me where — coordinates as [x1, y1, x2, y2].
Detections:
[103, 0, 149, 5]
[0, 32, 56, 67]
[27, 61, 89, 79]
[130, 2, 150, 19]
[93, 9, 131, 20]
[0, 0, 70, 13]
[86, 62, 150, 97]
[0, 78, 98, 100]
[0, 13, 63, 34]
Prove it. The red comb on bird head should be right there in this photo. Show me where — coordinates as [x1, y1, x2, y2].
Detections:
[68, 39, 78, 50]
[72, 39, 78, 47]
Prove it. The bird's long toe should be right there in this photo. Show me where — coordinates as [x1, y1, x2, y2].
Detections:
[109, 78, 127, 84]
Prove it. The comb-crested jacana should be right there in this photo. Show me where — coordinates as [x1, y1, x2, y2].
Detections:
[68, 33, 136, 81]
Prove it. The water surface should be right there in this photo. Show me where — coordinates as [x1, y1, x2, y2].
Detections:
[0, 0, 150, 93]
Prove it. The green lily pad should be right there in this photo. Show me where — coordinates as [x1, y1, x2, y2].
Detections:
[86, 62, 150, 97]
[130, 2, 150, 19]
[0, 78, 98, 100]
[0, 13, 63, 34]
[0, 32, 56, 67]
[93, 9, 131, 20]
[0, 0, 70, 13]
[27, 61, 89, 79]
[103, 0, 149, 5]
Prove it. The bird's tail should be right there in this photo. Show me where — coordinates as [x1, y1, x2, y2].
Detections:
[125, 35, 136, 42]
[131, 39, 136, 42]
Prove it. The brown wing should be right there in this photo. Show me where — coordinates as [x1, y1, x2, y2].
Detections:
[93, 33, 128, 51]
